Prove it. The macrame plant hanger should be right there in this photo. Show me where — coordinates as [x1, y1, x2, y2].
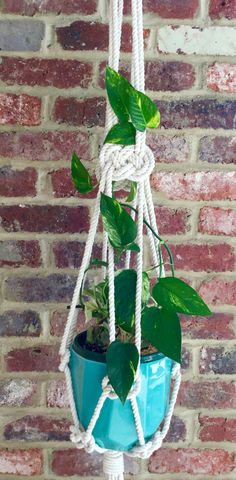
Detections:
[59, 1, 181, 479]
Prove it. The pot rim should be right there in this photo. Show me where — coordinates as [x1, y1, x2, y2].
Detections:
[71, 331, 166, 364]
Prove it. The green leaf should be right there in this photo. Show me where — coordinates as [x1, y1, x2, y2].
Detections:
[126, 242, 140, 252]
[152, 277, 212, 316]
[100, 193, 138, 249]
[128, 90, 161, 132]
[104, 122, 136, 145]
[115, 269, 150, 333]
[141, 306, 182, 363]
[142, 272, 150, 305]
[71, 152, 93, 194]
[89, 259, 108, 268]
[106, 340, 139, 403]
[105, 66, 130, 123]
[126, 181, 137, 202]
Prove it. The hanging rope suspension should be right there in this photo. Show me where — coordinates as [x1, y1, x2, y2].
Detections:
[59, 1, 181, 479]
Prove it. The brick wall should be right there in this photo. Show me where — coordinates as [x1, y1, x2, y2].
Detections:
[0, 0, 235, 478]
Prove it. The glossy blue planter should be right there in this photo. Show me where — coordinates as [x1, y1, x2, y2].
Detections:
[70, 332, 172, 451]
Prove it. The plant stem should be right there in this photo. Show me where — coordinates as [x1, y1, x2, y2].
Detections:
[121, 202, 175, 277]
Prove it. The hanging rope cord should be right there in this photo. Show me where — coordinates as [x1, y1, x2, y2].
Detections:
[59, 0, 181, 473]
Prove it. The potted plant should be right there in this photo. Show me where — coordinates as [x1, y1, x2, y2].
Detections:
[67, 67, 211, 451]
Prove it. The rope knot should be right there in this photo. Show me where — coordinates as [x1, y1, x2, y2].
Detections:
[99, 144, 155, 182]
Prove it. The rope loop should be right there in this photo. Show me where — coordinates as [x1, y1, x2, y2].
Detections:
[99, 144, 155, 182]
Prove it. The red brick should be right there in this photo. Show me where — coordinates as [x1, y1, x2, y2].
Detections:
[53, 241, 102, 269]
[0, 448, 42, 476]
[1, 0, 97, 14]
[5, 345, 60, 372]
[158, 99, 236, 129]
[0, 205, 89, 233]
[181, 313, 235, 340]
[199, 207, 236, 236]
[0, 310, 41, 336]
[47, 379, 69, 408]
[56, 21, 149, 52]
[0, 131, 90, 161]
[181, 347, 191, 372]
[53, 96, 106, 127]
[155, 206, 191, 234]
[0, 379, 36, 406]
[0, 166, 37, 197]
[148, 448, 235, 474]
[0, 94, 41, 126]
[199, 136, 236, 164]
[51, 449, 140, 476]
[124, 0, 199, 18]
[164, 415, 186, 443]
[151, 171, 236, 201]
[199, 278, 236, 306]
[4, 415, 70, 441]
[49, 168, 97, 198]
[200, 347, 236, 374]
[209, 0, 236, 19]
[199, 416, 236, 442]
[207, 63, 236, 93]
[0, 241, 41, 267]
[50, 310, 86, 336]
[4, 274, 76, 303]
[145, 61, 195, 91]
[148, 134, 190, 163]
[0, 57, 93, 89]
[177, 380, 236, 409]
[164, 243, 235, 272]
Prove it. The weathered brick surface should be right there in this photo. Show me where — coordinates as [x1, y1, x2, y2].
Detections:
[0, 448, 43, 475]
[4, 415, 71, 441]
[0, 166, 37, 197]
[0, 20, 44, 51]
[0, 1, 235, 478]
[151, 171, 236, 200]
[200, 347, 236, 374]
[178, 380, 236, 409]
[1, 0, 97, 15]
[207, 63, 236, 93]
[0, 379, 37, 406]
[181, 313, 235, 340]
[199, 207, 236, 236]
[0, 94, 41, 126]
[148, 448, 235, 474]
[0, 241, 41, 267]
[5, 345, 60, 371]
[199, 416, 236, 442]
[0, 130, 90, 161]
[0, 205, 89, 233]
[0, 57, 93, 88]
[0, 310, 41, 336]
[199, 136, 236, 164]
[209, 0, 236, 19]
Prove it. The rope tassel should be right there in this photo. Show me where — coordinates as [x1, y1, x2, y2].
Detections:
[103, 452, 124, 480]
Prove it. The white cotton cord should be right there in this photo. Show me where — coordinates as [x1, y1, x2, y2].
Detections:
[125, 197, 137, 269]
[143, 197, 159, 277]
[130, 396, 145, 446]
[103, 451, 124, 480]
[144, 178, 165, 278]
[134, 181, 144, 355]
[106, 169, 116, 344]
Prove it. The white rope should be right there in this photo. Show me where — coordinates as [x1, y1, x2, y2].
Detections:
[59, 1, 181, 477]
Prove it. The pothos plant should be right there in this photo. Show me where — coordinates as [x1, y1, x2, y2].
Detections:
[70, 66, 211, 404]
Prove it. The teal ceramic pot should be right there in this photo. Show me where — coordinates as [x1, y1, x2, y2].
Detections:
[69, 332, 172, 451]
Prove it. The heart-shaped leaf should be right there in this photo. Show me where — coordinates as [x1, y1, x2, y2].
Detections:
[106, 340, 139, 403]
[152, 277, 212, 316]
[106, 66, 130, 123]
[104, 122, 136, 145]
[100, 193, 138, 249]
[115, 269, 150, 332]
[71, 152, 93, 194]
[141, 306, 182, 363]
[128, 90, 161, 132]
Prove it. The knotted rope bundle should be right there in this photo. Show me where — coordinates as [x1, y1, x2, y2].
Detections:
[59, 1, 181, 478]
